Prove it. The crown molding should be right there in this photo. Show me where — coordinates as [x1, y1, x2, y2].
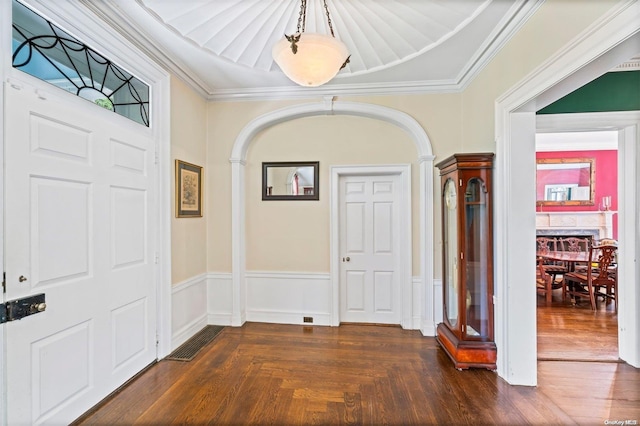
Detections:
[611, 56, 640, 71]
[457, 0, 544, 90]
[207, 79, 462, 102]
[78, 0, 212, 99]
[76, 0, 544, 102]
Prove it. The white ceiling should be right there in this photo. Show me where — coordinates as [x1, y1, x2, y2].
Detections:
[78, 0, 618, 101]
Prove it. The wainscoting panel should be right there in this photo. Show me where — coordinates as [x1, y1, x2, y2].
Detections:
[206, 273, 233, 325]
[245, 272, 332, 325]
[411, 276, 441, 333]
[171, 274, 208, 350]
[412, 276, 422, 329]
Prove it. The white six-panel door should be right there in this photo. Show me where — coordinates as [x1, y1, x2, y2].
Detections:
[4, 83, 157, 425]
[339, 174, 401, 324]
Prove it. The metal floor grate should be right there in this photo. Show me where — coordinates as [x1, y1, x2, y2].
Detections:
[166, 325, 225, 361]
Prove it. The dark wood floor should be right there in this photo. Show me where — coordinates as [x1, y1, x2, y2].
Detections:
[535, 287, 638, 424]
[537, 286, 619, 362]
[76, 295, 638, 425]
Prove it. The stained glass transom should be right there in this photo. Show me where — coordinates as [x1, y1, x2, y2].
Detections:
[11, 0, 150, 127]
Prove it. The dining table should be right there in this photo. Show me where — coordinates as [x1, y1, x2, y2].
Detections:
[536, 250, 589, 266]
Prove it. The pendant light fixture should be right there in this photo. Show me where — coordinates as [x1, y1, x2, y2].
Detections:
[272, 0, 350, 87]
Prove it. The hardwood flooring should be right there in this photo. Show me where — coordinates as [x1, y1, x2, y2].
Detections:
[75, 300, 639, 426]
[537, 286, 618, 361]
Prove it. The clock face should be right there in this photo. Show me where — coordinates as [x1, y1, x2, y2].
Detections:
[445, 181, 457, 210]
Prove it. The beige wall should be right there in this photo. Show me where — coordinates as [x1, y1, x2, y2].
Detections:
[189, 0, 621, 280]
[205, 95, 462, 276]
[460, 0, 621, 152]
[247, 115, 417, 272]
[171, 76, 208, 284]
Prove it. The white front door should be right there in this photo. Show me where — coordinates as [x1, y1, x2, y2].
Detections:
[339, 174, 401, 324]
[4, 82, 157, 425]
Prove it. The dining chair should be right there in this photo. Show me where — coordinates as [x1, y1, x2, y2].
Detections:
[559, 236, 590, 253]
[536, 237, 566, 283]
[562, 244, 618, 311]
[537, 257, 562, 304]
[559, 236, 591, 273]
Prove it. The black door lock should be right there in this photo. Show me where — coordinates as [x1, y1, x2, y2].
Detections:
[0, 293, 46, 324]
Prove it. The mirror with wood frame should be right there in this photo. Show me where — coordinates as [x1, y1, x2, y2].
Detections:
[262, 161, 319, 200]
[536, 157, 595, 206]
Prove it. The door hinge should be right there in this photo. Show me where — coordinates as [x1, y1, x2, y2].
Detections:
[2, 272, 6, 294]
[0, 293, 46, 324]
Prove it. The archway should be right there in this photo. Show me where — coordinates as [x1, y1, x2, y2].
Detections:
[229, 99, 437, 334]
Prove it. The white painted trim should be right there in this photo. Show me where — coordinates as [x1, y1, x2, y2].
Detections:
[457, 0, 543, 90]
[230, 100, 435, 334]
[245, 271, 331, 281]
[535, 130, 619, 152]
[206, 272, 234, 326]
[494, 2, 640, 385]
[245, 271, 332, 326]
[171, 274, 208, 350]
[0, 0, 10, 422]
[538, 111, 640, 368]
[330, 165, 412, 328]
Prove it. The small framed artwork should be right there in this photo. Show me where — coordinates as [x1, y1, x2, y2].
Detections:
[175, 160, 203, 217]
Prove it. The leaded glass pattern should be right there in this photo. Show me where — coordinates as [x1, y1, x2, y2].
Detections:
[11, 0, 150, 127]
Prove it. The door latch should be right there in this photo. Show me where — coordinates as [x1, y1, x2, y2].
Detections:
[0, 293, 46, 324]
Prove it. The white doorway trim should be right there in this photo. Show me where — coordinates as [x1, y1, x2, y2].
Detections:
[494, 3, 640, 385]
[330, 165, 412, 327]
[229, 99, 436, 333]
[537, 111, 640, 366]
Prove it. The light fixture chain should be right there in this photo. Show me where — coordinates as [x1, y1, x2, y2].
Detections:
[323, 0, 335, 38]
[297, 0, 307, 34]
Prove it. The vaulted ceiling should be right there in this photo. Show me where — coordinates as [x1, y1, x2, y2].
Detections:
[82, 0, 544, 100]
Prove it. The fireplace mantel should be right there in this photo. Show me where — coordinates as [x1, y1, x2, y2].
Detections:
[536, 211, 616, 240]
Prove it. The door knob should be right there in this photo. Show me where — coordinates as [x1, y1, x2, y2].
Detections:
[18, 275, 27, 282]
[342, 256, 351, 262]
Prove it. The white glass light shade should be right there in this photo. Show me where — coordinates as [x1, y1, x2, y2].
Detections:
[272, 33, 349, 87]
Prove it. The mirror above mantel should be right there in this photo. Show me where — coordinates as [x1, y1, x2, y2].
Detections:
[536, 157, 595, 206]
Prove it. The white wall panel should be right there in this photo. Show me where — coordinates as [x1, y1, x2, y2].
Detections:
[245, 272, 331, 325]
[171, 274, 208, 349]
[207, 273, 233, 325]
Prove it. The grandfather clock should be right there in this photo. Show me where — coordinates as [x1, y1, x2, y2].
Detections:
[435, 153, 496, 370]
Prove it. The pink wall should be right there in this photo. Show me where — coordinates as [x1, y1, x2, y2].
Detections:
[536, 150, 617, 238]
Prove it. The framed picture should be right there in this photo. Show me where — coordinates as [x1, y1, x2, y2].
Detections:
[175, 160, 203, 217]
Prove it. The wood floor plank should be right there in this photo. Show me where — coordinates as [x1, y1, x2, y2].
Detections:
[74, 307, 638, 426]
